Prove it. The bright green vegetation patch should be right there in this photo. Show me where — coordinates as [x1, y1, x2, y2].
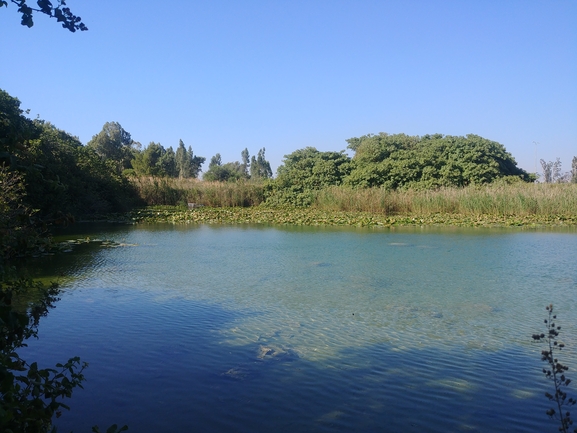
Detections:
[124, 206, 577, 228]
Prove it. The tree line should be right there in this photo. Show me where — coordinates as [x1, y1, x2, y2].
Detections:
[3, 86, 577, 222]
[540, 157, 577, 184]
[84, 120, 273, 183]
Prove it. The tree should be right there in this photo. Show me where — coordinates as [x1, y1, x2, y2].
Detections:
[553, 158, 563, 183]
[87, 122, 136, 174]
[188, 145, 205, 178]
[209, 153, 221, 169]
[241, 148, 250, 177]
[159, 146, 177, 178]
[540, 159, 553, 184]
[1, 0, 87, 31]
[131, 142, 166, 176]
[540, 158, 569, 183]
[175, 140, 204, 179]
[204, 153, 246, 182]
[571, 157, 577, 184]
[250, 148, 273, 179]
[2, 90, 137, 217]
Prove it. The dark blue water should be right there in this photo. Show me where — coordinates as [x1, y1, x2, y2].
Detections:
[21, 224, 577, 432]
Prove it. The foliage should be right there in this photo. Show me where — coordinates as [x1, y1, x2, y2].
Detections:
[175, 140, 204, 179]
[87, 122, 137, 174]
[130, 142, 166, 177]
[0, 167, 51, 270]
[532, 305, 577, 433]
[266, 147, 352, 206]
[345, 133, 534, 189]
[130, 140, 204, 179]
[1, 0, 87, 32]
[267, 134, 533, 206]
[203, 148, 271, 183]
[241, 148, 250, 177]
[0, 89, 37, 162]
[204, 153, 240, 182]
[126, 180, 577, 226]
[572, 157, 577, 184]
[1, 91, 140, 218]
[249, 148, 273, 180]
[204, 152, 245, 182]
[26, 122, 139, 216]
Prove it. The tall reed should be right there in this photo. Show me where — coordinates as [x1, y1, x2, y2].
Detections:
[130, 176, 577, 218]
[130, 177, 265, 207]
[311, 183, 577, 217]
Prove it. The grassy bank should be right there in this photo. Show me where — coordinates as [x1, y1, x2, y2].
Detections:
[129, 177, 577, 224]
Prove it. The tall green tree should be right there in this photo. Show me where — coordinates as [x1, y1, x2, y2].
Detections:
[241, 148, 250, 177]
[188, 145, 205, 178]
[159, 146, 177, 177]
[0, 89, 38, 165]
[87, 122, 136, 174]
[250, 148, 273, 179]
[571, 157, 577, 184]
[1, 0, 87, 31]
[208, 153, 221, 169]
[175, 140, 204, 179]
[131, 142, 166, 176]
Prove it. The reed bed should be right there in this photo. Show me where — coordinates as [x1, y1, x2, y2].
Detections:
[312, 183, 577, 217]
[130, 177, 265, 207]
[130, 177, 576, 221]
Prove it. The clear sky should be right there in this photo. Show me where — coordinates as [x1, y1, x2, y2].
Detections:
[1, 1, 576, 177]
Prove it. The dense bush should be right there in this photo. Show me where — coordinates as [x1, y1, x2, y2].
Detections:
[345, 133, 534, 188]
[265, 147, 351, 206]
[265, 133, 536, 206]
[0, 89, 141, 218]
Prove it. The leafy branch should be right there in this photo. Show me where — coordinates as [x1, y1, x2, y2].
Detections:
[0, 0, 87, 32]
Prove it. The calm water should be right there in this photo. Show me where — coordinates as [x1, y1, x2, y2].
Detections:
[21, 224, 577, 432]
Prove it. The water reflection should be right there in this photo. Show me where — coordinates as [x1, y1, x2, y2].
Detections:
[20, 223, 577, 433]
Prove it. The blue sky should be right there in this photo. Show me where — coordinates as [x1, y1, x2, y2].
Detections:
[1, 1, 575, 177]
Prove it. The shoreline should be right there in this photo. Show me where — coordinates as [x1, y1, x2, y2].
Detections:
[83, 206, 577, 229]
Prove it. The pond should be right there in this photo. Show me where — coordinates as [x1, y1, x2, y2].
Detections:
[21, 223, 577, 432]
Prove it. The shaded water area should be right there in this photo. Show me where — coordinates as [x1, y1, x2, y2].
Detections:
[20, 224, 577, 432]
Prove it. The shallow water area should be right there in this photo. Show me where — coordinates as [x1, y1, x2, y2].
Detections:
[21, 223, 577, 432]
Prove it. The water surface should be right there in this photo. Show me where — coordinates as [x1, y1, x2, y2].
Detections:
[22, 224, 577, 432]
